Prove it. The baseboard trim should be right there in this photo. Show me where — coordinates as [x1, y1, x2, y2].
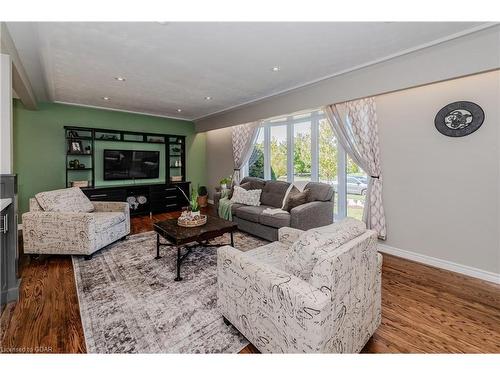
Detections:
[378, 243, 500, 285]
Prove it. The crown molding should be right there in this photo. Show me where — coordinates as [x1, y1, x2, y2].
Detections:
[53, 101, 194, 122]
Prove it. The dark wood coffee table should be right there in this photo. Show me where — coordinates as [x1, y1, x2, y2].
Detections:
[153, 215, 238, 281]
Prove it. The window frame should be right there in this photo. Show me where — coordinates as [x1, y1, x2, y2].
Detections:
[244, 110, 354, 220]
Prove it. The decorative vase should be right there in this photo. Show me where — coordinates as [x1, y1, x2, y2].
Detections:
[197, 195, 208, 208]
[191, 211, 200, 218]
[221, 183, 227, 190]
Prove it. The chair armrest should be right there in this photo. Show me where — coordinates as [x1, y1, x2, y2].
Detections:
[290, 201, 333, 231]
[278, 227, 304, 246]
[92, 201, 129, 213]
[22, 211, 95, 226]
[22, 211, 96, 252]
[92, 201, 130, 233]
[217, 245, 330, 353]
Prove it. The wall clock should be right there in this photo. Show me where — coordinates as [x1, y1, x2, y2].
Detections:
[434, 101, 484, 137]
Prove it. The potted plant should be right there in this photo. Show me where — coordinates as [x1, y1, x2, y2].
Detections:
[219, 175, 232, 190]
[197, 185, 208, 208]
[189, 188, 200, 217]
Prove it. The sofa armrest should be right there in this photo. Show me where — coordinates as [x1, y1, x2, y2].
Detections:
[278, 227, 304, 246]
[217, 245, 330, 353]
[213, 191, 222, 209]
[290, 201, 334, 231]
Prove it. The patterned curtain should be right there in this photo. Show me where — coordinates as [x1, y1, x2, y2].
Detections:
[324, 98, 387, 239]
[231, 121, 260, 184]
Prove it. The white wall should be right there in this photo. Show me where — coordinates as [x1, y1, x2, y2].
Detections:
[376, 71, 500, 277]
[0, 53, 13, 174]
[206, 127, 234, 200]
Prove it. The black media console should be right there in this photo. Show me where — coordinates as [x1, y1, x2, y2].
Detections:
[82, 181, 191, 216]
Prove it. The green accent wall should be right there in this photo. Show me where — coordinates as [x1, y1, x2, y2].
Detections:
[13, 100, 207, 215]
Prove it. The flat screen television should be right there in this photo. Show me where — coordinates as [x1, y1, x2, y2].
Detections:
[104, 149, 160, 180]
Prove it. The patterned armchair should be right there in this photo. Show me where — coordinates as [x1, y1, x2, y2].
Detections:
[217, 219, 382, 353]
[22, 187, 130, 259]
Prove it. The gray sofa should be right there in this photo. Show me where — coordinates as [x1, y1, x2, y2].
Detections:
[214, 177, 334, 241]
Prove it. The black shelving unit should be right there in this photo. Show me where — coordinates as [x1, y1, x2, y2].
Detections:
[167, 135, 186, 184]
[65, 127, 95, 188]
[64, 125, 187, 189]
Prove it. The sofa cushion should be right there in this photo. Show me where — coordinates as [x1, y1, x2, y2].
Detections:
[35, 187, 94, 213]
[230, 186, 262, 206]
[260, 180, 291, 208]
[230, 203, 245, 214]
[93, 212, 126, 232]
[239, 181, 252, 190]
[305, 182, 334, 202]
[240, 177, 266, 191]
[259, 210, 291, 228]
[234, 205, 271, 223]
[283, 188, 310, 212]
[284, 218, 367, 281]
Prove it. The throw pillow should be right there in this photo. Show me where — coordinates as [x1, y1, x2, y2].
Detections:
[228, 181, 251, 200]
[230, 186, 261, 206]
[35, 187, 95, 213]
[284, 218, 367, 281]
[283, 188, 310, 212]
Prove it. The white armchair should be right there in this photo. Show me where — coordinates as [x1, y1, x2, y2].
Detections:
[22, 188, 130, 259]
[217, 219, 382, 353]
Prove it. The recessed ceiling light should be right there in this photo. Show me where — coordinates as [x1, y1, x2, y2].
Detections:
[204, 96, 212, 100]
[114, 76, 126, 81]
[176, 109, 182, 113]
[271, 66, 281, 72]
[102, 96, 111, 101]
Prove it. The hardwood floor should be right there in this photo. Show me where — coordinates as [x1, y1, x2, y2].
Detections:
[1, 208, 499, 353]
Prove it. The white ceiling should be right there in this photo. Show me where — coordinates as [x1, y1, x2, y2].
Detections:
[6, 22, 491, 121]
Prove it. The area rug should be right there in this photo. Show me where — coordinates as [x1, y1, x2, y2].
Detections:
[72, 230, 268, 353]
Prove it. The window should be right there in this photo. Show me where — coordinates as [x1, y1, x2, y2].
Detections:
[245, 110, 365, 221]
[318, 117, 339, 217]
[293, 122, 312, 182]
[270, 125, 287, 181]
[346, 155, 367, 221]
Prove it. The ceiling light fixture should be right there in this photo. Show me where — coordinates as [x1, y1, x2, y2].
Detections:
[114, 76, 126, 81]
[271, 66, 281, 72]
[102, 96, 111, 101]
[177, 109, 182, 113]
[204, 96, 212, 100]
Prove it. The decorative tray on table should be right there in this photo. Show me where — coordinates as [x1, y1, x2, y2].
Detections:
[177, 212, 207, 227]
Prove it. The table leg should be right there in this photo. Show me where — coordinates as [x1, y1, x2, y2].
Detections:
[230, 231, 234, 247]
[174, 247, 183, 281]
[155, 233, 161, 259]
